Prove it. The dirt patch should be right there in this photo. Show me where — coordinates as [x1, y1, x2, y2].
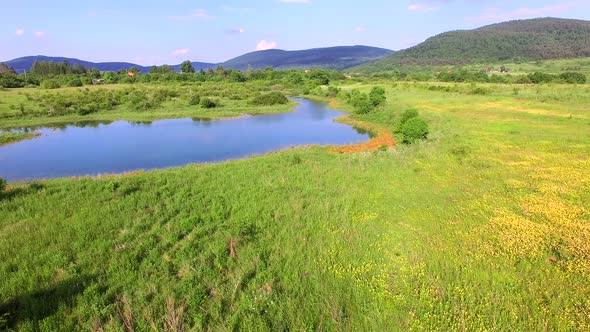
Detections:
[329, 116, 396, 153]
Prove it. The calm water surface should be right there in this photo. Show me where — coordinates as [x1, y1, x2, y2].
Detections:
[0, 98, 369, 181]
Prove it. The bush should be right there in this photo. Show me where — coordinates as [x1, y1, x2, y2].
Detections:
[249, 92, 288, 106]
[347, 89, 374, 114]
[469, 87, 490, 95]
[399, 108, 419, 126]
[189, 94, 201, 105]
[200, 98, 218, 109]
[401, 117, 429, 144]
[41, 79, 61, 89]
[560, 72, 587, 84]
[0, 178, 6, 192]
[66, 77, 83, 87]
[326, 86, 340, 97]
[0, 73, 25, 88]
[369, 86, 386, 107]
[528, 72, 556, 84]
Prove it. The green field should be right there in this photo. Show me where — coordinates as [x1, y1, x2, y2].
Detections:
[1, 81, 590, 330]
[0, 83, 297, 131]
[358, 57, 590, 78]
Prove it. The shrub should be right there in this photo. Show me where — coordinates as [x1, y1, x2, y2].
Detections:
[66, 77, 83, 87]
[189, 94, 201, 105]
[249, 92, 288, 106]
[200, 98, 218, 109]
[399, 108, 419, 127]
[560, 72, 587, 84]
[401, 117, 429, 144]
[469, 87, 490, 95]
[369, 86, 386, 107]
[0, 178, 6, 192]
[326, 86, 340, 97]
[41, 79, 61, 89]
[347, 89, 374, 114]
[528, 72, 556, 84]
[351, 93, 373, 114]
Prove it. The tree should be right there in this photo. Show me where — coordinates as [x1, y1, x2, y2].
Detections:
[180, 60, 195, 73]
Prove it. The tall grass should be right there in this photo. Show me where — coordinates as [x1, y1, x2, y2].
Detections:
[1, 82, 589, 330]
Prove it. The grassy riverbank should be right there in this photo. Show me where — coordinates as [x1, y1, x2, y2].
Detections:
[0, 83, 297, 130]
[0, 132, 40, 146]
[1, 82, 589, 330]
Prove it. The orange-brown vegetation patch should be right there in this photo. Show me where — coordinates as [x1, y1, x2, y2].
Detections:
[330, 116, 396, 154]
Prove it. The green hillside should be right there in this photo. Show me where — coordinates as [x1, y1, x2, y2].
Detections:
[356, 17, 590, 72]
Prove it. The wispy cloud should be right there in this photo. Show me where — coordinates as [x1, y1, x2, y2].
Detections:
[408, 4, 438, 12]
[172, 48, 190, 56]
[277, 0, 311, 3]
[34, 31, 46, 39]
[466, 4, 573, 24]
[355, 26, 366, 33]
[226, 28, 246, 35]
[15, 29, 24, 36]
[257, 40, 277, 51]
[221, 5, 252, 12]
[169, 9, 214, 20]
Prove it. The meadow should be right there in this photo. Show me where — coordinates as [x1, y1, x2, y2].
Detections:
[0, 82, 298, 130]
[1, 81, 589, 330]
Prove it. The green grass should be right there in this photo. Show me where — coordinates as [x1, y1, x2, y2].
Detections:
[1, 82, 589, 330]
[0, 83, 296, 130]
[359, 57, 590, 77]
[0, 132, 40, 146]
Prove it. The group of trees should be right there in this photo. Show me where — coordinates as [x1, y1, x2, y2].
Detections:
[0, 58, 346, 90]
[344, 86, 387, 114]
[31, 60, 87, 76]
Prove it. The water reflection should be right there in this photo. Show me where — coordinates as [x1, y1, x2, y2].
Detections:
[0, 98, 369, 181]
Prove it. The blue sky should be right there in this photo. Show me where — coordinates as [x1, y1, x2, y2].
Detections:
[2, 0, 590, 65]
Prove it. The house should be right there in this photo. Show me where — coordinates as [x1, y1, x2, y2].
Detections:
[127, 71, 136, 77]
[304, 69, 312, 73]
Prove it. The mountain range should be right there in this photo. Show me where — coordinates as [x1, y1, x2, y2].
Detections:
[355, 17, 590, 72]
[3, 46, 393, 73]
[4, 17, 590, 74]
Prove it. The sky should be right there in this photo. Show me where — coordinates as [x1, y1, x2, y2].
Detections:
[2, 0, 590, 65]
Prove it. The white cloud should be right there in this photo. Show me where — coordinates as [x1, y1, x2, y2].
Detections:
[256, 40, 277, 51]
[277, 0, 311, 3]
[172, 48, 190, 56]
[15, 29, 24, 36]
[408, 4, 438, 12]
[169, 9, 214, 20]
[34, 31, 46, 38]
[355, 26, 366, 33]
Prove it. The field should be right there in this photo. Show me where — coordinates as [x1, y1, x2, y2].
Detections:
[1, 81, 590, 330]
[0, 82, 297, 130]
[361, 57, 590, 78]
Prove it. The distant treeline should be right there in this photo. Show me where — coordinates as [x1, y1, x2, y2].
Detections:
[0, 60, 587, 89]
[0, 60, 343, 89]
[369, 70, 587, 84]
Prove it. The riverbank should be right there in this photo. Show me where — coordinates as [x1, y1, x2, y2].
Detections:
[0, 83, 299, 131]
[0, 132, 40, 146]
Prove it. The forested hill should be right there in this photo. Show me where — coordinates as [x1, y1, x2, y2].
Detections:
[4, 46, 393, 73]
[4, 56, 216, 73]
[221, 46, 394, 70]
[355, 17, 590, 72]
